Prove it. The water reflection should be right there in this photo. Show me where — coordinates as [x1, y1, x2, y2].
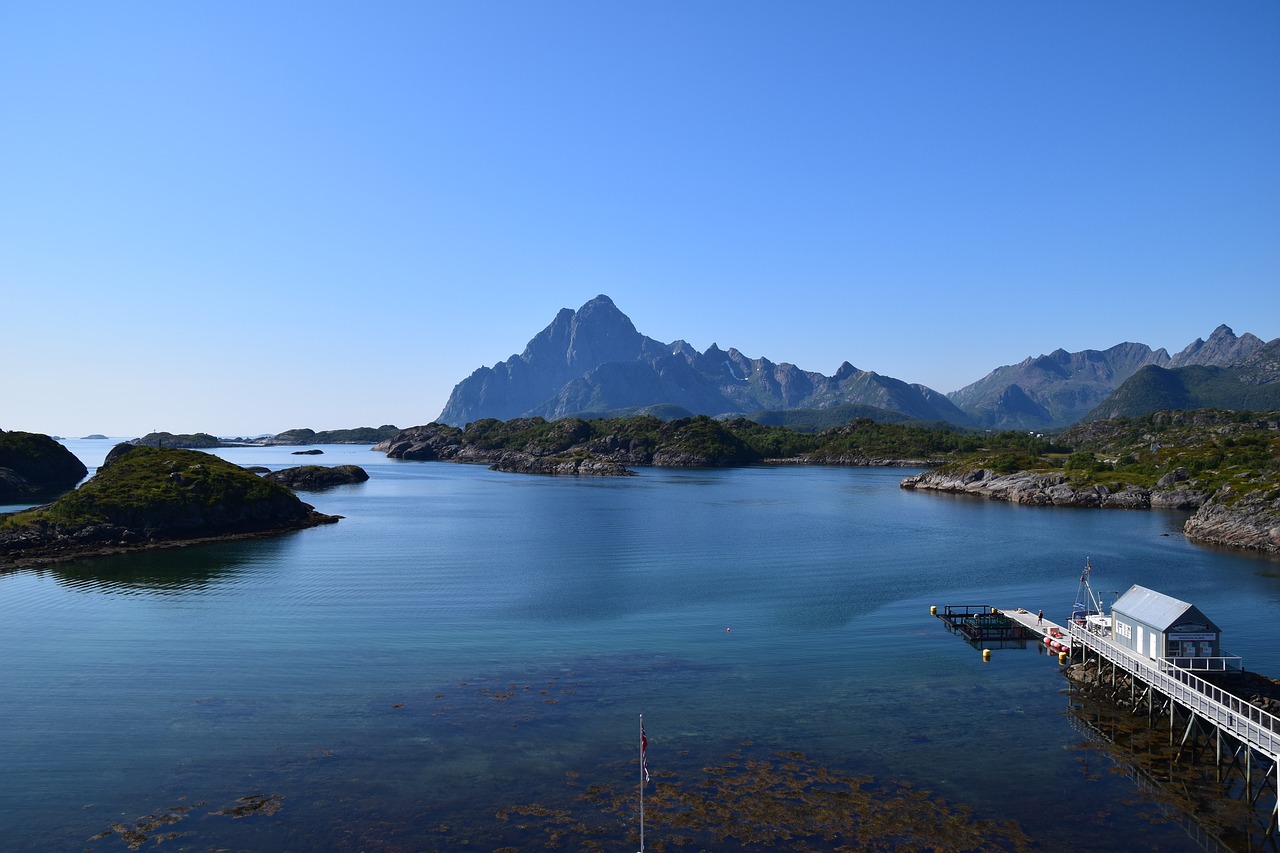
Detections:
[38, 540, 286, 594]
[1066, 691, 1273, 851]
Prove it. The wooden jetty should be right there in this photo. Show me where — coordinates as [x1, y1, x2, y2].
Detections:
[933, 601, 1280, 836]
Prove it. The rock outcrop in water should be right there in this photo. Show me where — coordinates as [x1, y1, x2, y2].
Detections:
[1182, 487, 1280, 553]
[0, 445, 338, 567]
[264, 464, 370, 490]
[0, 430, 88, 502]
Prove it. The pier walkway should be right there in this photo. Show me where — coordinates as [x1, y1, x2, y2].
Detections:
[998, 607, 1070, 646]
[1066, 620, 1280, 834]
[934, 603, 1279, 836]
[934, 605, 1072, 649]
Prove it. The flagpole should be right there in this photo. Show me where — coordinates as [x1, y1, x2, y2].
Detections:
[638, 713, 645, 853]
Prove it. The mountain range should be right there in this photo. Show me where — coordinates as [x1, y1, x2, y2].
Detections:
[437, 297, 1279, 431]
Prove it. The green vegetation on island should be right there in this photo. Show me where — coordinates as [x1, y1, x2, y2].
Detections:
[380, 414, 1074, 469]
[930, 409, 1280, 500]
[0, 445, 338, 565]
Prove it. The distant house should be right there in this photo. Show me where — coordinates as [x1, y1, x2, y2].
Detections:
[1110, 585, 1229, 668]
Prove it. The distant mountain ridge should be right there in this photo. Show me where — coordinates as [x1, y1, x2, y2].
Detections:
[946, 342, 1171, 430]
[1086, 334, 1280, 421]
[948, 324, 1278, 430]
[438, 298, 1277, 430]
[438, 296, 971, 427]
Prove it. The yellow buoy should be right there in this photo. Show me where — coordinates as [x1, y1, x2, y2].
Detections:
[930, 605, 937, 616]
[1058, 651, 1067, 665]
[982, 649, 991, 662]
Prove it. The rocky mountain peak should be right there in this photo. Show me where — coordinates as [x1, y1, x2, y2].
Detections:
[436, 296, 968, 426]
[1169, 324, 1266, 368]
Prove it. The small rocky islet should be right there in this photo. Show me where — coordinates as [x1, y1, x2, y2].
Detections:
[0, 444, 343, 567]
[0, 429, 88, 503]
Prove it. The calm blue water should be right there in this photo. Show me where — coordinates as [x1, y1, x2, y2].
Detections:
[3, 439, 1278, 851]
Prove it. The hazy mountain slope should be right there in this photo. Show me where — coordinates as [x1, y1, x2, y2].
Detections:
[1085, 337, 1280, 420]
[947, 342, 1169, 430]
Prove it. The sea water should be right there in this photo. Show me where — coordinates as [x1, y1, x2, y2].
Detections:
[2, 440, 1278, 851]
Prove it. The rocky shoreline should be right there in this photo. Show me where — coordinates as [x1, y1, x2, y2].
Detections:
[899, 468, 1280, 554]
[898, 468, 1207, 509]
[374, 423, 736, 474]
[0, 515, 338, 570]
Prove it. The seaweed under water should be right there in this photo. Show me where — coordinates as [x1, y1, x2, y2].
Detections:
[86, 793, 282, 850]
[488, 744, 1034, 852]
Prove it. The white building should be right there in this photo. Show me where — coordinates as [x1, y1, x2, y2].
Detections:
[1110, 584, 1234, 670]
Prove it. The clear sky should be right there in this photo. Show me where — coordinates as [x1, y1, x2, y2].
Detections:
[3, 2, 1276, 438]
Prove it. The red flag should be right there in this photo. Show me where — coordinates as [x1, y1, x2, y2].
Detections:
[641, 722, 650, 784]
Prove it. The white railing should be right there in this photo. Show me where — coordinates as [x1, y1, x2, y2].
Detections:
[1164, 654, 1243, 673]
[1068, 622, 1280, 759]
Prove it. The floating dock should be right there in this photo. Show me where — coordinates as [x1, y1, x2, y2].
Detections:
[933, 604, 1070, 651]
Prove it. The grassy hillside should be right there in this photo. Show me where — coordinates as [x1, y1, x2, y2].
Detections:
[1087, 343, 1280, 421]
[935, 409, 1280, 501]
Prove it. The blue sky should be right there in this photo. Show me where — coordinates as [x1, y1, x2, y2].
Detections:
[3, 2, 1276, 438]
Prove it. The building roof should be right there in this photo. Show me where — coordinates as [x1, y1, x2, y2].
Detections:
[1111, 584, 1220, 633]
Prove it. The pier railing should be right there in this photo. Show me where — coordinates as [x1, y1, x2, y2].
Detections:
[1163, 654, 1243, 673]
[1068, 622, 1280, 757]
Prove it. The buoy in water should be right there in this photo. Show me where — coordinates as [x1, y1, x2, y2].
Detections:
[725, 627, 730, 632]
[982, 649, 991, 662]
[930, 605, 937, 616]
[1058, 651, 1067, 664]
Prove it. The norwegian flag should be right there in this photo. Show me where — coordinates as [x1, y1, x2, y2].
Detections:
[641, 722, 650, 784]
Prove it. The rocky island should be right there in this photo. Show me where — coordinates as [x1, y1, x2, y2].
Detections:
[264, 464, 370, 490]
[375, 415, 772, 475]
[0, 445, 339, 567]
[0, 429, 88, 503]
